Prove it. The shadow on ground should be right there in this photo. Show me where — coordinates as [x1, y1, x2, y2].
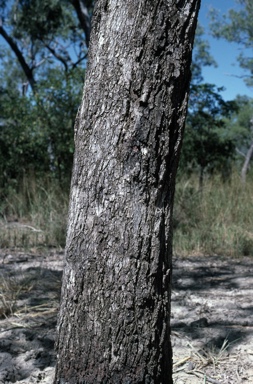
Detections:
[0, 250, 253, 382]
[171, 255, 253, 353]
[0, 249, 63, 383]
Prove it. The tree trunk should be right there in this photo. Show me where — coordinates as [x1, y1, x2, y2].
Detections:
[241, 117, 253, 183]
[54, 1, 200, 383]
[241, 141, 253, 183]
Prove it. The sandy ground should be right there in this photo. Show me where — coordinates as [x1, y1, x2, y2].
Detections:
[0, 249, 252, 383]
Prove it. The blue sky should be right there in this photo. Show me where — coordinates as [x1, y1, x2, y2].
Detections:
[198, 0, 253, 101]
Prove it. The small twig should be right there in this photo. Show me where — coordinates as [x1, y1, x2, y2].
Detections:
[188, 370, 221, 384]
[236, 365, 241, 382]
[15, 224, 43, 232]
[173, 356, 191, 368]
[188, 342, 208, 364]
[0, 321, 31, 331]
[2, 222, 43, 232]
[236, 148, 246, 158]
[224, 72, 250, 79]
[16, 308, 57, 318]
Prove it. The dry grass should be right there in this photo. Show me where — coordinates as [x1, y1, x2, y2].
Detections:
[0, 261, 61, 331]
[173, 338, 242, 384]
[0, 273, 34, 318]
[174, 172, 253, 257]
[1, 172, 253, 257]
[0, 174, 69, 248]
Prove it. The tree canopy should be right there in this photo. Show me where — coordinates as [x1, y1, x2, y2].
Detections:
[0, 0, 253, 190]
[0, 0, 94, 187]
[0, 0, 93, 90]
[210, 0, 253, 87]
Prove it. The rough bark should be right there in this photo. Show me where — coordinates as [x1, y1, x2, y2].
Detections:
[54, 1, 200, 383]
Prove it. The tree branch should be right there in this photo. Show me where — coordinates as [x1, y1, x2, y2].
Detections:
[224, 72, 251, 79]
[72, 53, 88, 69]
[236, 147, 246, 158]
[0, 18, 36, 92]
[70, 0, 92, 48]
[40, 40, 70, 72]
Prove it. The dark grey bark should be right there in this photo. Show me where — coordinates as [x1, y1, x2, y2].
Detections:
[54, 1, 200, 383]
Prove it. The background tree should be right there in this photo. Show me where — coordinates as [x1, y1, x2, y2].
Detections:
[0, 1, 94, 187]
[0, 60, 83, 187]
[225, 95, 253, 182]
[179, 25, 236, 187]
[209, 0, 253, 87]
[207, 0, 253, 182]
[181, 83, 237, 188]
[54, 0, 201, 383]
[0, 0, 93, 91]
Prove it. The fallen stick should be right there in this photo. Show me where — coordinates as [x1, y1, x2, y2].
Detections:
[188, 370, 221, 384]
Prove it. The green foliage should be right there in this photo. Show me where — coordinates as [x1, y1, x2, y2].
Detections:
[0, 67, 83, 188]
[0, 1, 86, 188]
[0, 0, 90, 92]
[179, 24, 238, 185]
[0, 87, 49, 188]
[33, 67, 84, 180]
[12, 0, 66, 40]
[191, 24, 217, 84]
[227, 95, 253, 150]
[180, 84, 237, 185]
[209, 0, 253, 87]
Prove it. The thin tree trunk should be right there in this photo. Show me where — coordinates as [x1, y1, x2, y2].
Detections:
[241, 140, 253, 183]
[241, 117, 253, 183]
[54, 1, 200, 383]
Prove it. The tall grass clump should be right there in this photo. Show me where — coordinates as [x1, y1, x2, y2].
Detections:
[174, 172, 253, 257]
[0, 174, 70, 248]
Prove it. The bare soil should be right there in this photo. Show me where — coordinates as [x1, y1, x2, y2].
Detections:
[0, 249, 252, 383]
[172, 255, 253, 383]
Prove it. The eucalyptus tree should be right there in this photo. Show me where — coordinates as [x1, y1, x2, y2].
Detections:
[0, 0, 93, 92]
[0, 1, 93, 183]
[54, 0, 201, 383]
[210, 0, 253, 181]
